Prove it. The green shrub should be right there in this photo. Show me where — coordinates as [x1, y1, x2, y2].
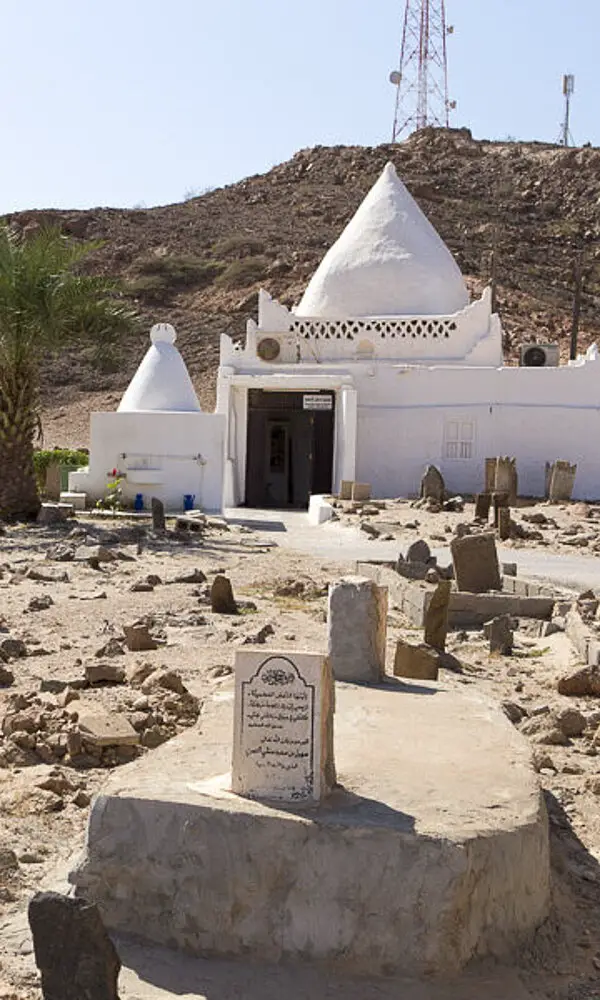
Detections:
[216, 255, 269, 289]
[127, 255, 225, 302]
[213, 235, 266, 259]
[33, 448, 89, 487]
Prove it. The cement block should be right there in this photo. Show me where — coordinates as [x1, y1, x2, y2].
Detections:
[70, 683, 550, 977]
[327, 577, 387, 682]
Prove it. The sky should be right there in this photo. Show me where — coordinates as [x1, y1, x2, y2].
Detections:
[1, 0, 598, 213]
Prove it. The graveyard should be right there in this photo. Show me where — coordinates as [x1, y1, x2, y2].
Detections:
[1, 492, 600, 999]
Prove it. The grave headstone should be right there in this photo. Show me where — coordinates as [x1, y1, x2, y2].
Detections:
[211, 575, 237, 614]
[494, 457, 518, 505]
[351, 482, 371, 502]
[474, 492, 491, 522]
[484, 458, 497, 493]
[450, 533, 502, 593]
[497, 507, 511, 541]
[28, 891, 121, 1000]
[327, 576, 387, 682]
[492, 492, 509, 527]
[485, 615, 514, 656]
[393, 639, 440, 680]
[548, 461, 577, 502]
[424, 580, 452, 651]
[151, 497, 166, 532]
[339, 480, 353, 500]
[420, 465, 445, 502]
[232, 650, 335, 803]
[406, 539, 431, 564]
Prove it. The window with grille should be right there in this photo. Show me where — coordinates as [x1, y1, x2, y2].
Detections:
[444, 420, 474, 460]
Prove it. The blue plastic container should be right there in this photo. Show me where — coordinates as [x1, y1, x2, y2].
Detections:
[134, 493, 144, 512]
[183, 494, 195, 511]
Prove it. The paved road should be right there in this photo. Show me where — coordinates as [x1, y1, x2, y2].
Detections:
[226, 508, 600, 592]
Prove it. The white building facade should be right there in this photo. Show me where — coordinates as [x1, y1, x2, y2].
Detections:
[217, 163, 600, 506]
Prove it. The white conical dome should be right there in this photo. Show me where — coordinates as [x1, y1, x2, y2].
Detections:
[295, 162, 468, 318]
[118, 324, 202, 413]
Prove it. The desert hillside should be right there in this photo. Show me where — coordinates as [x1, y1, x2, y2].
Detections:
[6, 127, 600, 446]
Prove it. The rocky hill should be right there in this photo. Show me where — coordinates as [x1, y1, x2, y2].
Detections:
[7, 127, 600, 446]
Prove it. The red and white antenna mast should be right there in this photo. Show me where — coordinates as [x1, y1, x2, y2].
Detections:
[390, 1, 456, 142]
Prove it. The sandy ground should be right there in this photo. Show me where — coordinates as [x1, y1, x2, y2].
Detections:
[0, 505, 600, 999]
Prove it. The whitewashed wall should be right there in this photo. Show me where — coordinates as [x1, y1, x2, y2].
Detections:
[69, 411, 225, 512]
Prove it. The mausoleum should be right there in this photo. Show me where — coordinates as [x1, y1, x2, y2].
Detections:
[70, 324, 225, 512]
[217, 162, 600, 506]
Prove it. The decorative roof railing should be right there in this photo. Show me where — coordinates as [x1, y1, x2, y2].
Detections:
[289, 316, 458, 341]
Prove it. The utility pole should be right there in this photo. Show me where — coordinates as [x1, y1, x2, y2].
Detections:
[389, 1, 456, 142]
[570, 248, 584, 360]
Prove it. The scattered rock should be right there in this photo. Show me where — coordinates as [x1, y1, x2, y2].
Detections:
[26, 594, 54, 613]
[94, 638, 125, 658]
[558, 666, 600, 697]
[0, 638, 27, 659]
[359, 521, 380, 538]
[123, 625, 159, 652]
[242, 623, 275, 644]
[28, 891, 121, 1000]
[502, 701, 527, 724]
[554, 707, 587, 738]
[393, 639, 440, 681]
[78, 709, 140, 748]
[84, 662, 126, 686]
[0, 664, 14, 687]
[169, 568, 207, 585]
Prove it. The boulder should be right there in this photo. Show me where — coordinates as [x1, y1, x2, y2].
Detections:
[558, 666, 600, 697]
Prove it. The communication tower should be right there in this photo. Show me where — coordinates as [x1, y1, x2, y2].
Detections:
[390, 1, 456, 142]
[558, 74, 575, 147]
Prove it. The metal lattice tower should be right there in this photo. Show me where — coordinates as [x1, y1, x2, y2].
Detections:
[390, 1, 455, 142]
[557, 74, 575, 147]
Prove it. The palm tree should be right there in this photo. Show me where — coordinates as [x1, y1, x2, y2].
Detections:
[0, 224, 137, 519]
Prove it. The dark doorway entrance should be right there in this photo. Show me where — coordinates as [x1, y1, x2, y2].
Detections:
[245, 390, 335, 508]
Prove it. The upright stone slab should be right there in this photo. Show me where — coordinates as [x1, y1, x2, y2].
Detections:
[352, 482, 371, 502]
[492, 491, 509, 526]
[327, 576, 387, 682]
[424, 580, 451, 651]
[485, 614, 514, 656]
[28, 891, 120, 1000]
[339, 480, 353, 500]
[548, 461, 577, 502]
[474, 492, 491, 522]
[232, 650, 335, 803]
[450, 533, 502, 594]
[484, 458, 497, 493]
[151, 497, 165, 532]
[494, 457, 518, 505]
[497, 506, 511, 541]
[420, 464, 444, 502]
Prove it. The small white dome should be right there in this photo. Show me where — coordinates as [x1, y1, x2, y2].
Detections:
[295, 162, 468, 318]
[118, 325, 202, 413]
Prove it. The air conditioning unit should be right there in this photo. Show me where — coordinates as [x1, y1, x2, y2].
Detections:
[255, 334, 296, 364]
[519, 343, 560, 368]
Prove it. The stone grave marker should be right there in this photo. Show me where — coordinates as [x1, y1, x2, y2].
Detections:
[28, 891, 121, 1000]
[485, 614, 514, 655]
[151, 497, 166, 532]
[450, 533, 502, 594]
[211, 575, 237, 614]
[484, 457, 497, 493]
[393, 639, 440, 680]
[232, 650, 335, 803]
[424, 580, 452, 651]
[548, 461, 577, 502]
[492, 491, 509, 527]
[327, 576, 387, 682]
[474, 492, 491, 522]
[494, 457, 518, 505]
[420, 465, 444, 501]
[497, 507, 511, 541]
[352, 482, 371, 502]
[339, 480, 353, 500]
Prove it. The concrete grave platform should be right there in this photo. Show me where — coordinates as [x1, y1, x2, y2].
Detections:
[70, 681, 549, 977]
[358, 561, 555, 627]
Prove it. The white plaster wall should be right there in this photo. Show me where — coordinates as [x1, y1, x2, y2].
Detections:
[354, 361, 600, 499]
[71, 411, 225, 512]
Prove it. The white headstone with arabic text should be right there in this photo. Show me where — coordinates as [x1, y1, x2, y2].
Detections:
[232, 650, 335, 804]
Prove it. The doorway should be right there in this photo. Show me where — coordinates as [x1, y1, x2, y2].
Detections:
[245, 390, 335, 508]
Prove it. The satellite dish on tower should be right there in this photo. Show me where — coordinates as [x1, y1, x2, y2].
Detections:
[389, 70, 402, 86]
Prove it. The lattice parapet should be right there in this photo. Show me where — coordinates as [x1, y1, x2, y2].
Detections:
[290, 316, 458, 342]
